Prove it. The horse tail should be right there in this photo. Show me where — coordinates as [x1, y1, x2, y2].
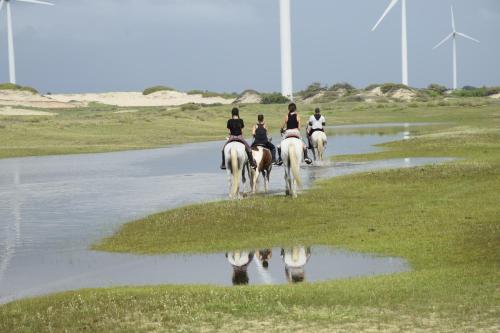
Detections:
[289, 144, 302, 188]
[231, 147, 239, 197]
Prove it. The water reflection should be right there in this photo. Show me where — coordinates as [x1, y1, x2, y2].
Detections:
[281, 247, 312, 284]
[227, 247, 314, 285]
[0, 169, 21, 285]
[226, 251, 254, 285]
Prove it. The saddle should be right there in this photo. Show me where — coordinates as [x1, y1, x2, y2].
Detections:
[283, 134, 301, 140]
[227, 137, 246, 145]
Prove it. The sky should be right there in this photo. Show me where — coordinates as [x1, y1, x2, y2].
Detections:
[0, 0, 498, 93]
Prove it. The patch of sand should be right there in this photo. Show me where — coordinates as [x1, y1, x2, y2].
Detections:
[48, 90, 235, 107]
[489, 93, 500, 99]
[0, 90, 85, 109]
[233, 90, 262, 104]
[390, 88, 417, 101]
[0, 106, 56, 116]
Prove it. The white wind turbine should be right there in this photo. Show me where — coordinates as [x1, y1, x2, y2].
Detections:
[0, 0, 54, 84]
[279, 0, 293, 100]
[433, 6, 480, 90]
[372, 0, 409, 86]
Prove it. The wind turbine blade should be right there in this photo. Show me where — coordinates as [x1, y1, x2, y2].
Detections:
[456, 32, 480, 43]
[433, 33, 454, 50]
[372, 0, 400, 31]
[16, 0, 54, 5]
[0, 0, 5, 13]
[451, 6, 456, 31]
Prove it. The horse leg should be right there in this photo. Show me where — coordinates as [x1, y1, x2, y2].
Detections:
[252, 170, 259, 194]
[284, 167, 290, 196]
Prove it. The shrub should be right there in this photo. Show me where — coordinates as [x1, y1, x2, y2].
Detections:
[452, 86, 500, 97]
[379, 83, 411, 94]
[427, 84, 448, 95]
[181, 103, 201, 111]
[329, 82, 355, 92]
[143, 85, 175, 95]
[365, 84, 381, 91]
[0, 83, 38, 94]
[298, 82, 326, 99]
[261, 93, 290, 104]
[187, 90, 238, 99]
[338, 95, 364, 103]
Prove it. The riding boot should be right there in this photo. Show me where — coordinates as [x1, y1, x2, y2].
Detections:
[303, 148, 313, 165]
[220, 151, 226, 170]
[270, 146, 277, 164]
[307, 135, 313, 149]
[247, 151, 257, 169]
[275, 147, 283, 166]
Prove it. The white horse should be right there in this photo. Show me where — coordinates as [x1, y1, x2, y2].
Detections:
[251, 146, 272, 194]
[224, 141, 249, 198]
[280, 138, 303, 198]
[310, 131, 328, 162]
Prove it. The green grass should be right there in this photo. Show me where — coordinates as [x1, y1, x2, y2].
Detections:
[142, 85, 175, 95]
[0, 82, 38, 94]
[0, 98, 494, 160]
[186, 90, 238, 99]
[1, 101, 498, 332]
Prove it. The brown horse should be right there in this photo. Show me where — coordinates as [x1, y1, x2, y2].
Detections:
[251, 146, 272, 194]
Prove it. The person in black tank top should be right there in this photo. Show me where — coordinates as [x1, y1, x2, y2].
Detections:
[276, 103, 313, 165]
[251, 115, 277, 163]
[220, 108, 257, 170]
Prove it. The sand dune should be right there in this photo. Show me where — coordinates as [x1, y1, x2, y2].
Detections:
[47, 90, 235, 107]
[0, 90, 84, 109]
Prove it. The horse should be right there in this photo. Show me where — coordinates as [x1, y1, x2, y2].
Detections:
[280, 137, 303, 198]
[224, 141, 250, 198]
[250, 146, 272, 194]
[310, 131, 328, 162]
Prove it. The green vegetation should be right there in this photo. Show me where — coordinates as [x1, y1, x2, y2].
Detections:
[1, 101, 498, 332]
[0, 99, 496, 160]
[424, 83, 449, 97]
[452, 86, 500, 97]
[260, 92, 291, 104]
[142, 85, 175, 95]
[187, 90, 238, 99]
[297, 82, 326, 99]
[0, 83, 38, 94]
[328, 82, 356, 92]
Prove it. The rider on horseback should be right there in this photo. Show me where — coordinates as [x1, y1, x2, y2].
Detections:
[276, 103, 313, 166]
[220, 107, 257, 170]
[306, 107, 326, 149]
[251, 114, 277, 165]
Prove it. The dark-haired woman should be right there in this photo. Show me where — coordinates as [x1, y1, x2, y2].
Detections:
[252, 114, 277, 164]
[276, 103, 312, 165]
[220, 108, 257, 170]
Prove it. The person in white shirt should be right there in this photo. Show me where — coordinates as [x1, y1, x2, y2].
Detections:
[306, 108, 326, 149]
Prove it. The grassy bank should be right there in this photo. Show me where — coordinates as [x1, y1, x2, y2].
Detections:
[0, 101, 499, 332]
[0, 98, 492, 159]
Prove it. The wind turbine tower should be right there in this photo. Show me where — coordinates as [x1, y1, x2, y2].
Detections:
[372, 0, 409, 86]
[279, 0, 293, 100]
[433, 6, 480, 90]
[1, 0, 54, 84]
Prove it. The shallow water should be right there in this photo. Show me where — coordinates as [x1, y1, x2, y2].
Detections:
[0, 124, 452, 303]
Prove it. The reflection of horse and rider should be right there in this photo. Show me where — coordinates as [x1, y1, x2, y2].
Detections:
[220, 103, 327, 197]
[226, 246, 312, 285]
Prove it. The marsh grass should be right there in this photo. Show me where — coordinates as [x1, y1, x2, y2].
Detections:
[0, 101, 499, 332]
